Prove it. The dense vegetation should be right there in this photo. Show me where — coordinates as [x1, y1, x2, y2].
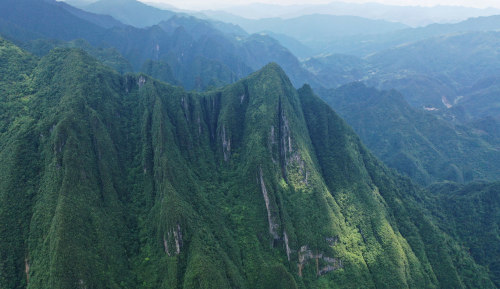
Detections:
[427, 182, 500, 287]
[0, 39, 496, 288]
[319, 83, 500, 185]
[0, 1, 499, 288]
[0, 0, 317, 91]
[365, 31, 500, 111]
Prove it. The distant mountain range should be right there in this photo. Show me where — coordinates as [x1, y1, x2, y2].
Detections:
[201, 12, 408, 55]
[205, 2, 500, 27]
[0, 0, 317, 90]
[203, 12, 500, 60]
[322, 15, 500, 57]
[82, 0, 176, 27]
[305, 30, 500, 126]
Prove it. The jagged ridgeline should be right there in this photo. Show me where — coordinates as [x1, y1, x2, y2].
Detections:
[0, 39, 494, 289]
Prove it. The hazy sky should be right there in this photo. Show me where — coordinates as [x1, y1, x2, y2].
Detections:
[143, 0, 500, 10]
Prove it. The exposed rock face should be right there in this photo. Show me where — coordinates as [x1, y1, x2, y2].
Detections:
[284, 231, 291, 261]
[221, 125, 231, 161]
[164, 224, 183, 256]
[325, 236, 338, 246]
[280, 109, 292, 177]
[181, 96, 190, 121]
[138, 75, 146, 88]
[270, 125, 277, 163]
[25, 258, 29, 283]
[163, 235, 169, 256]
[78, 279, 87, 289]
[319, 257, 343, 276]
[297, 245, 343, 277]
[174, 224, 183, 255]
[259, 167, 280, 240]
[278, 109, 308, 186]
[197, 115, 201, 136]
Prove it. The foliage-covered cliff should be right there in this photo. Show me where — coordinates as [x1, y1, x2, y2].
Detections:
[0, 39, 495, 289]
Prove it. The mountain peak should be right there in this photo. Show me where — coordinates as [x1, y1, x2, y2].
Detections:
[248, 62, 290, 85]
[84, 0, 175, 27]
[0, 15, 498, 289]
[261, 61, 284, 73]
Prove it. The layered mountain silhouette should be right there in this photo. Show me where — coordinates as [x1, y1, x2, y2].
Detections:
[0, 0, 317, 91]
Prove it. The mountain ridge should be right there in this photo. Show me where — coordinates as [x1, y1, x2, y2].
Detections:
[0, 0, 320, 90]
[0, 39, 496, 288]
[319, 82, 500, 185]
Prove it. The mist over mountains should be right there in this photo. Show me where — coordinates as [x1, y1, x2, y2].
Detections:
[0, 0, 499, 288]
[173, 1, 500, 27]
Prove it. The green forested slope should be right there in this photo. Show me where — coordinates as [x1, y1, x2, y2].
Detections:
[427, 182, 500, 288]
[319, 82, 500, 185]
[0, 39, 495, 288]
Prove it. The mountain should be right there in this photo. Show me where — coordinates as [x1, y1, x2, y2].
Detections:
[318, 82, 500, 186]
[20, 38, 133, 74]
[302, 15, 500, 57]
[54, 0, 125, 29]
[454, 77, 500, 122]
[209, 14, 408, 39]
[213, 2, 500, 27]
[152, 15, 317, 89]
[80, 0, 248, 35]
[0, 0, 318, 90]
[203, 13, 408, 57]
[245, 31, 313, 59]
[303, 54, 371, 88]
[304, 30, 500, 126]
[0, 0, 106, 43]
[63, 0, 96, 7]
[0, 38, 496, 288]
[83, 0, 176, 27]
[427, 181, 500, 287]
[0, 38, 38, 134]
[365, 31, 500, 109]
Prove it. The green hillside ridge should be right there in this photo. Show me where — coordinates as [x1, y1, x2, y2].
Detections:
[426, 182, 500, 287]
[19, 38, 133, 74]
[319, 82, 500, 186]
[0, 39, 495, 288]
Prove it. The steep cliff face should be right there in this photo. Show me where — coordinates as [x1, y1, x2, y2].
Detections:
[0, 40, 495, 288]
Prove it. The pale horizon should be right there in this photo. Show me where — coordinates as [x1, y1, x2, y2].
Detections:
[141, 0, 500, 11]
